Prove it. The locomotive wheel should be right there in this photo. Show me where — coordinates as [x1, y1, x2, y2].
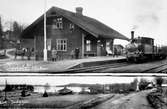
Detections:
[126, 57, 131, 62]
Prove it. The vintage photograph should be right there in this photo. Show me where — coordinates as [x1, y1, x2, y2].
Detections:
[0, 0, 167, 73]
[0, 0, 167, 108]
[0, 76, 167, 108]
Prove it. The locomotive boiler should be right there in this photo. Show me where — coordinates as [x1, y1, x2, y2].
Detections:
[125, 31, 167, 62]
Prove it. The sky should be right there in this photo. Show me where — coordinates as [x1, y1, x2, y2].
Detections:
[0, 0, 167, 46]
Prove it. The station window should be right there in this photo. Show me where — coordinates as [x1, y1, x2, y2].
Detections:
[56, 39, 67, 51]
[53, 17, 63, 29]
[86, 40, 91, 51]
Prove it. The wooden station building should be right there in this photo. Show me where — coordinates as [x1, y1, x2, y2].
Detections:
[21, 6, 129, 60]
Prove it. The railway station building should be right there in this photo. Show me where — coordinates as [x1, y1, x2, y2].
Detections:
[21, 6, 129, 60]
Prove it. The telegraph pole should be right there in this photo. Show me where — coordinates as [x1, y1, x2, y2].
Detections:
[43, 0, 47, 61]
[4, 79, 7, 101]
[136, 77, 140, 91]
[0, 16, 3, 49]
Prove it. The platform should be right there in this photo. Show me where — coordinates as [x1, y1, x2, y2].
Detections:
[0, 56, 126, 73]
[0, 49, 126, 73]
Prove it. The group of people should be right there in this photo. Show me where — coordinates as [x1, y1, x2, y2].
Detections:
[51, 48, 80, 62]
[70, 48, 80, 59]
[15, 47, 80, 61]
[14, 46, 119, 61]
[15, 47, 33, 60]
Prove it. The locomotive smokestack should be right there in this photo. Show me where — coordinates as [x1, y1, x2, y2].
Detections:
[131, 31, 134, 40]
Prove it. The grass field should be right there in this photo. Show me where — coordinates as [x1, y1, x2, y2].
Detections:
[23, 94, 102, 108]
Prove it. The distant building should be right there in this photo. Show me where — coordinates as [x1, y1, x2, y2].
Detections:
[89, 85, 104, 94]
[4, 84, 34, 92]
[21, 6, 129, 60]
[58, 87, 73, 95]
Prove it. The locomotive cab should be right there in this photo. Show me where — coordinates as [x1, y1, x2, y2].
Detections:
[126, 31, 155, 62]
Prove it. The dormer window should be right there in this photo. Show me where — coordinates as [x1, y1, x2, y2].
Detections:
[69, 23, 75, 31]
[53, 17, 63, 29]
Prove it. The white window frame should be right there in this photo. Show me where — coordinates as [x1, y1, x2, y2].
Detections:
[56, 39, 67, 51]
[53, 17, 63, 29]
[69, 23, 75, 31]
[86, 40, 91, 51]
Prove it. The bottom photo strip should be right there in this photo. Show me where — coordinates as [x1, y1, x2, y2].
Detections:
[0, 75, 167, 109]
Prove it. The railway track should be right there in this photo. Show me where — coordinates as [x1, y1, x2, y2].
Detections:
[67, 95, 115, 109]
[65, 62, 131, 73]
[141, 63, 167, 73]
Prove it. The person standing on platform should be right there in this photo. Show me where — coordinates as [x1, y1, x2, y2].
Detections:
[75, 48, 80, 59]
[114, 47, 118, 57]
[35, 50, 39, 61]
[51, 48, 57, 61]
[70, 49, 75, 59]
[27, 48, 31, 60]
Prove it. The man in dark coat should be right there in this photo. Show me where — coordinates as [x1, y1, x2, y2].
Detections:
[114, 47, 118, 57]
[27, 48, 31, 60]
[75, 48, 80, 59]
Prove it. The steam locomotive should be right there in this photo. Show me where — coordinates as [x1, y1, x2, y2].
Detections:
[125, 31, 167, 62]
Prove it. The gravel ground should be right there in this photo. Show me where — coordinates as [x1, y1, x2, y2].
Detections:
[92, 90, 153, 109]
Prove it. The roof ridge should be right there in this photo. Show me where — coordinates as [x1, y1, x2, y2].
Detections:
[21, 6, 129, 40]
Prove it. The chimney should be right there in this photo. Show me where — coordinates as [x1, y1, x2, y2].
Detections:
[131, 31, 134, 40]
[76, 7, 83, 15]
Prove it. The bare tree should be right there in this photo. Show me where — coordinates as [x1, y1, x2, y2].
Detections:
[139, 78, 150, 90]
[12, 21, 24, 41]
[130, 78, 138, 91]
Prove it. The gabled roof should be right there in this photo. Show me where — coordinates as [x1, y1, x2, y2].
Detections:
[21, 6, 129, 40]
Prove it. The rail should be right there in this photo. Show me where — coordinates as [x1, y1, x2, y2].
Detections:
[141, 63, 167, 73]
[64, 62, 131, 73]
